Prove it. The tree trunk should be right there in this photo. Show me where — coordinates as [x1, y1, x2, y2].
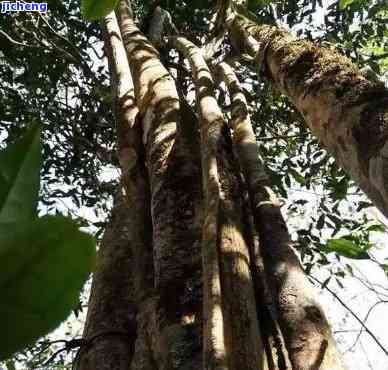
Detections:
[77, 4, 347, 370]
[117, 2, 203, 368]
[76, 189, 139, 370]
[77, 11, 153, 370]
[227, 10, 388, 219]
[217, 61, 345, 370]
[172, 36, 265, 370]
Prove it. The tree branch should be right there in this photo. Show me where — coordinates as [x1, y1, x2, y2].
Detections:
[311, 275, 388, 357]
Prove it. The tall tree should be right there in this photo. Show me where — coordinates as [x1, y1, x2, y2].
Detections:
[1, 0, 387, 369]
[78, 0, 387, 369]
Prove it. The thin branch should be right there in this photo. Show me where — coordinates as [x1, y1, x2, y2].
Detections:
[334, 329, 366, 334]
[348, 300, 388, 352]
[257, 134, 305, 142]
[89, 43, 104, 60]
[358, 338, 374, 370]
[38, 12, 82, 58]
[311, 275, 388, 357]
[20, 15, 102, 87]
[0, 30, 39, 48]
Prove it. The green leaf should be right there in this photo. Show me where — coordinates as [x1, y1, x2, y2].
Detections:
[365, 223, 386, 233]
[317, 215, 325, 230]
[81, 0, 119, 20]
[330, 176, 348, 200]
[381, 264, 388, 277]
[5, 359, 16, 370]
[321, 276, 331, 289]
[0, 216, 96, 360]
[289, 168, 305, 185]
[340, 0, 355, 10]
[322, 238, 370, 260]
[0, 124, 41, 223]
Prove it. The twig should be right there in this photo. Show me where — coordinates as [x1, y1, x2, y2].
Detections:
[0, 30, 38, 48]
[311, 275, 388, 357]
[348, 300, 388, 352]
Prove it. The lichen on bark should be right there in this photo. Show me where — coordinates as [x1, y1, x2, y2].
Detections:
[227, 10, 388, 220]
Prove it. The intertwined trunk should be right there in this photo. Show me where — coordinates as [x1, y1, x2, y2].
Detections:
[76, 189, 138, 370]
[118, 2, 204, 368]
[172, 37, 264, 370]
[75, 3, 362, 370]
[77, 11, 152, 370]
[217, 62, 344, 370]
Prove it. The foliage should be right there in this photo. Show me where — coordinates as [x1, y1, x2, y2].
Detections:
[339, 0, 356, 9]
[82, 0, 118, 20]
[0, 126, 95, 360]
[0, 0, 115, 230]
[0, 124, 41, 222]
[323, 238, 370, 260]
[0, 0, 387, 367]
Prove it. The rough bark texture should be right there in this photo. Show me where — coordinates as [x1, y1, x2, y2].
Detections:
[76, 11, 151, 370]
[118, 3, 203, 369]
[76, 189, 138, 370]
[245, 212, 290, 370]
[173, 37, 265, 370]
[172, 36, 228, 370]
[228, 11, 388, 219]
[79, 4, 350, 370]
[218, 61, 345, 370]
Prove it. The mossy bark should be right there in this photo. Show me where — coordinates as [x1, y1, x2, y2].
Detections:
[217, 61, 345, 370]
[229, 12, 388, 219]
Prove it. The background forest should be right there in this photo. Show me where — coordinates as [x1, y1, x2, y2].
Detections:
[0, 0, 387, 369]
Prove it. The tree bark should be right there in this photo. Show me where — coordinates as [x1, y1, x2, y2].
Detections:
[227, 10, 388, 219]
[172, 38, 228, 370]
[172, 37, 265, 370]
[79, 5, 352, 370]
[77, 11, 153, 370]
[76, 189, 138, 370]
[117, 3, 203, 369]
[217, 61, 345, 370]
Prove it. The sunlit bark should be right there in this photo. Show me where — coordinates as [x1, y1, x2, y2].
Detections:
[117, 2, 203, 368]
[78, 4, 356, 370]
[217, 61, 345, 370]
[76, 11, 151, 370]
[172, 37, 265, 370]
[227, 10, 388, 219]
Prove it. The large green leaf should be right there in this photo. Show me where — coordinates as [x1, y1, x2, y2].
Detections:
[322, 238, 370, 260]
[339, 0, 355, 10]
[0, 216, 95, 360]
[81, 0, 119, 20]
[0, 125, 41, 223]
